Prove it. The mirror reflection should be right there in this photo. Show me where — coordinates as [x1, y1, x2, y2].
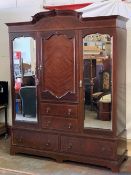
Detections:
[83, 33, 112, 130]
[13, 37, 37, 122]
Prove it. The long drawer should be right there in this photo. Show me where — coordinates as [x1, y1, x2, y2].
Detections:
[40, 103, 77, 118]
[42, 116, 79, 132]
[12, 129, 59, 152]
[60, 135, 116, 160]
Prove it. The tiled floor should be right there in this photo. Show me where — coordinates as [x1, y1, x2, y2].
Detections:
[0, 137, 131, 175]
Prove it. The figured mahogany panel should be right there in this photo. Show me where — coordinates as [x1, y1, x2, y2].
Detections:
[40, 33, 77, 101]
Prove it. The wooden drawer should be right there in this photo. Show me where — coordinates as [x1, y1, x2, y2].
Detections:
[60, 136, 115, 159]
[12, 129, 59, 152]
[42, 117, 79, 132]
[40, 103, 77, 118]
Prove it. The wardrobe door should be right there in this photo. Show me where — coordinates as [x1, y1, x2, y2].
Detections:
[12, 35, 38, 124]
[39, 31, 79, 102]
[82, 32, 113, 131]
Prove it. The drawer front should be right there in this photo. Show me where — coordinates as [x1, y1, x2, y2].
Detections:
[60, 136, 115, 159]
[40, 103, 77, 118]
[12, 130, 59, 152]
[42, 117, 79, 132]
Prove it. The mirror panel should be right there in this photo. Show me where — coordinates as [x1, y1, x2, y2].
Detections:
[13, 37, 37, 122]
[83, 33, 112, 130]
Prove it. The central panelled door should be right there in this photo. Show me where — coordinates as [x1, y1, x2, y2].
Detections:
[39, 30, 80, 133]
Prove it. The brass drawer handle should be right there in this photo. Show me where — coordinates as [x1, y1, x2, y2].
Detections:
[101, 147, 106, 151]
[67, 143, 72, 149]
[46, 121, 51, 127]
[46, 107, 50, 114]
[45, 140, 50, 146]
[68, 123, 72, 129]
[15, 136, 23, 144]
[68, 109, 72, 116]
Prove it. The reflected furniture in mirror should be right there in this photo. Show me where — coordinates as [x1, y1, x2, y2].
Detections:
[98, 93, 111, 121]
[91, 70, 111, 121]
[92, 71, 111, 106]
[19, 86, 36, 117]
[7, 11, 127, 172]
[12, 36, 37, 122]
[83, 33, 113, 129]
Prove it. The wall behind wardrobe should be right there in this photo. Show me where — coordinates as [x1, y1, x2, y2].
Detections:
[126, 20, 131, 140]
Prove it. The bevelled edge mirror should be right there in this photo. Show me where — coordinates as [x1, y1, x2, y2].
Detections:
[13, 37, 37, 122]
[83, 33, 112, 130]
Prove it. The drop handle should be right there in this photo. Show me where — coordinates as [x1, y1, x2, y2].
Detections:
[35, 78, 39, 86]
[101, 147, 106, 151]
[19, 137, 23, 143]
[67, 109, 72, 116]
[16, 137, 23, 143]
[46, 107, 50, 113]
[68, 123, 72, 129]
[45, 140, 50, 146]
[46, 121, 51, 127]
[67, 143, 72, 149]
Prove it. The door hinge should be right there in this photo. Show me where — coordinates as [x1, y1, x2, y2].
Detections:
[79, 80, 82, 88]
[35, 78, 39, 86]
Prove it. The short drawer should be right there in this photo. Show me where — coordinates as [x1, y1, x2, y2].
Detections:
[12, 129, 59, 152]
[60, 136, 115, 160]
[40, 103, 77, 118]
[42, 117, 79, 132]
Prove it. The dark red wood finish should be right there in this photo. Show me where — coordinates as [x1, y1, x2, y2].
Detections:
[40, 32, 78, 102]
[40, 103, 78, 118]
[7, 10, 127, 172]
